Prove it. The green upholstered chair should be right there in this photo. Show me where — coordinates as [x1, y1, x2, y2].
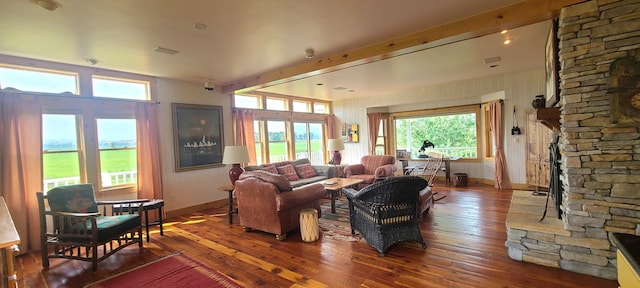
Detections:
[37, 184, 148, 271]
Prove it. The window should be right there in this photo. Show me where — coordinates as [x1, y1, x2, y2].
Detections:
[232, 94, 331, 164]
[394, 105, 479, 159]
[93, 76, 149, 100]
[313, 103, 330, 114]
[292, 100, 311, 113]
[266, 120, 289, 163]
[42, 112, 139, 192]
[0, 65, 78, 94]
[483, 104, 495, 158]
[42, 114, 82, 190]
[96, 118, 137, 188]
[266, 97, 288, 111]
[375, 119, 387, 155]
[235, 95, 262, 109]
[293, 122, 324, 164]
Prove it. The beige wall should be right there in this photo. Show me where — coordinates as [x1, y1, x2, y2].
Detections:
[332, 68, 547, 186]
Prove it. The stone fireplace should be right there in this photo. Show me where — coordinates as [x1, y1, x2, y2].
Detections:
[506, 0, 640, 280]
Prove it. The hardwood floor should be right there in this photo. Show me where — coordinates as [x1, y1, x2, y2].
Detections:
[17, 183, 618, 288]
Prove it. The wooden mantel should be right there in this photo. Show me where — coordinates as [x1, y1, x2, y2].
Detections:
[536, 107, 560, 130]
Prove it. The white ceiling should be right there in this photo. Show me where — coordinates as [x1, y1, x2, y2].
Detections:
[0, 0, 550, 101]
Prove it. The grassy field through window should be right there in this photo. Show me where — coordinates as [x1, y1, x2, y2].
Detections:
[43, 150, 136, 179]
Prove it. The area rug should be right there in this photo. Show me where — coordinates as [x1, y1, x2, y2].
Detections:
[319, 199, 362, 242]
[84, 252, 243, 288]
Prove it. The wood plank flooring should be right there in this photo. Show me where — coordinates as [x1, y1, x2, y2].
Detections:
[16, 183, 618, 287]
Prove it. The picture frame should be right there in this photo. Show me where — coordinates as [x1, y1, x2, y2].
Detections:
[342, 123, 359, 143]
[545, 19, 560, 108]
[172, 103, 224, 172]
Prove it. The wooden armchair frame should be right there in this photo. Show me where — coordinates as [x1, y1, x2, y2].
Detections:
[37, 185, 148, 272]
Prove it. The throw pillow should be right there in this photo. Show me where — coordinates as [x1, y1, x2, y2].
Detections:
[261, 165, 278, 174]
[277, 164, 300, 181]
[295, 163, 318, 179]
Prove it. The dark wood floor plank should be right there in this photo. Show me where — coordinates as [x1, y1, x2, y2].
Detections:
[16, 184, 618, 288]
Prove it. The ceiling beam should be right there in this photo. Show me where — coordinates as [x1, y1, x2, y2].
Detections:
[221, 0, 585, 94]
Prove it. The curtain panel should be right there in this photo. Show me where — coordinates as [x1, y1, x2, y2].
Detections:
[489, 100, 506, 189]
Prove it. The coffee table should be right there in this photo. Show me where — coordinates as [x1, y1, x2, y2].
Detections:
[321, 177, 363, 213]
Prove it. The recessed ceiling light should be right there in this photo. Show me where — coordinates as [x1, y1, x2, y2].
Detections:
[501, 29, 508, 34]
[152, 46, 179, 55]
[503, 38, 512, 45]
[316, 83, 323, 86]
[305, 48, 315, 59]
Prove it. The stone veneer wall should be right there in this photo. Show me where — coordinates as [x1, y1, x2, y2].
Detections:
[506, 0, 640, 280]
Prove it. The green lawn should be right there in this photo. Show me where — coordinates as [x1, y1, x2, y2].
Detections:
[267, 140, 322, 155]
[43, 149, 136, 179]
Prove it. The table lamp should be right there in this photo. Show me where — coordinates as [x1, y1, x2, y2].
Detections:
[327, 138, 345, 165]
[222, 146, 250, 184]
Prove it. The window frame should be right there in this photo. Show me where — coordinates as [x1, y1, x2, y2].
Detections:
[390, 104, 481, 161]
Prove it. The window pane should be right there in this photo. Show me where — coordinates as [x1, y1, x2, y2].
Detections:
[266, 98, 288, 111]
[309, 123, 324, 164]
[395, 113, 477, 158]
[292, 101, 311, 113]
[313, 103, 329, 114]
[96, 119, 137, 188]
[235, 95, 261, 109]
[293, 123, 308, 159]
[254, 120, 263, 165]
[267, 121, 288, 162]
[1, 66, 78, 94]
[42, 114, 81, 191]
[93, 77, 149, 100]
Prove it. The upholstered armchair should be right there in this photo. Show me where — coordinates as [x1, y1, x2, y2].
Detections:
[343, 176, 428, 256]
[344, 155, 397, 189]
[234, 170, 326, 240]
[37, 184, 148, 271]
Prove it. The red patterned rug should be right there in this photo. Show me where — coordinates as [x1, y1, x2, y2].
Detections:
[84, 252, 243, 288]
[319, 199, 362, 242]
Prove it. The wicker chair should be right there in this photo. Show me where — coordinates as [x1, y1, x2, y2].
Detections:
[343, 176, 428, 256]
[37, 184, 148, 271]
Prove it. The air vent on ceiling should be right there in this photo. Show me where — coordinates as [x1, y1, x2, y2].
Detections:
[483, 56, 501, 64]
[153, 46, 179, 55]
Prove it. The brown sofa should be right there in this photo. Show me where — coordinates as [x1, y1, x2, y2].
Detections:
[344, 155, 398, 190]
[244, 158, 337, 188]
[234, 170, 326, 240]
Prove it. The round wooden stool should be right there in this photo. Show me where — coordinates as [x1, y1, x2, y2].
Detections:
[299, 208, 319, 242]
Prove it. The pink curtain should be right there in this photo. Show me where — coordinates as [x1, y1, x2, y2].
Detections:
[0, 94, 43, 253]
[136, 102, 163, 201]
[489, 100, 506, 189]
[367, 113, 383, 155]
[326, 115, 336, 139]
[233, 109, 256, 165]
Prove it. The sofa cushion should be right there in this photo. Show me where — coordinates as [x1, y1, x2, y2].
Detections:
[295, 163, 318, 179]
[261, 165, 278, 174]
[239, 170, 292, 192]
[276, 164, 300, 181]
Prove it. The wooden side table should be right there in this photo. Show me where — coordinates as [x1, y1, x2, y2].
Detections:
[218, 185, 237, 224]
[113, 199, 164, 242]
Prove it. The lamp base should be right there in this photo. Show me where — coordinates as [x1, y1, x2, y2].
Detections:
[331, 151, 342, 165]
[229, 164, 245, 184]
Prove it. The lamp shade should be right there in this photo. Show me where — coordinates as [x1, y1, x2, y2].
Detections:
[327, 139, 344, 151]
[222, 146, 250, 185]
[222, 146, 250, 164]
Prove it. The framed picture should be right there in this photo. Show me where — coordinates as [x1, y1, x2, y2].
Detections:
[342, 123, 359, 143]
[172, 103, 224, 172]
[545, 19, 560, 108]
